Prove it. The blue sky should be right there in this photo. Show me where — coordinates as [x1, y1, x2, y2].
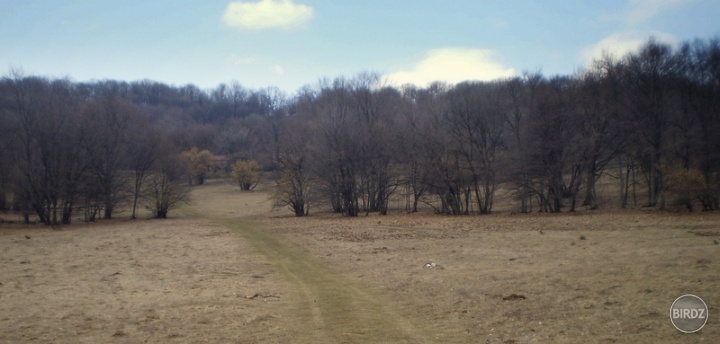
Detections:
[2, 0, 718, 94]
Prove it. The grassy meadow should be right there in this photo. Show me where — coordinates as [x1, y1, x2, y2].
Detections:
[0, 179, 718, 343]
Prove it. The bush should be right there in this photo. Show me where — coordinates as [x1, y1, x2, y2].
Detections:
[231, 160, 261, 190]
[664, 167, 707, 211]
[271, 160, 311, 216]
[180, 147, 217, 185]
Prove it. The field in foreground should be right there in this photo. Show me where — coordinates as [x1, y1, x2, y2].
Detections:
[1, 180, 719, 343]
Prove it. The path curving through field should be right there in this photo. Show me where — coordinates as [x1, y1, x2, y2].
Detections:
[186, 182, 429, 343]
[219, 218, 426, 343]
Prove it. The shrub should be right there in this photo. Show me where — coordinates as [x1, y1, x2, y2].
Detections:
[231, 160, 261, 190]
[664, 167, 707, 211]
[180, 147, 217, 185]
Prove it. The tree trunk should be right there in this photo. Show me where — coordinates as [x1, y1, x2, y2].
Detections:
[619, 157, 630, 208]
[61, 203, 73, 225]
[131, 192, 139, 219]
[103, 201, 113, 220]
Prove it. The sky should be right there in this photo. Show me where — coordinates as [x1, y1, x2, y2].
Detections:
[1, 0, 719, 95]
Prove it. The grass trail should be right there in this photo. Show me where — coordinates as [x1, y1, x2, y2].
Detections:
[217, 217, 425, 343]
[182, 183, 429, 343]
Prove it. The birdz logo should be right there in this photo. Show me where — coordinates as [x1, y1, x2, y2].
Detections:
[669, 295, 708, 333]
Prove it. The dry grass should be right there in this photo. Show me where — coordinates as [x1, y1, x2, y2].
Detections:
[258, 210, 719, 343]
[1, 179, 718, 343]
[0, 214, 288, 342]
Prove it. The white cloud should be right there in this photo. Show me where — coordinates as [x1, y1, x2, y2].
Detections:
[273, 64, 285, 75]
[384, 48, 515, 87]
[600, 0, 692, 25]
[581, 31, 678, 63]
[623, 0, 691, 25]
[222, 0, 314, 30]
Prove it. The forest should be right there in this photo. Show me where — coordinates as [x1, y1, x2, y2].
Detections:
[1, 37, 719, 225]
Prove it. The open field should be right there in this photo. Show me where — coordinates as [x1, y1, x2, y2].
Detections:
[1, 179, 719, 343]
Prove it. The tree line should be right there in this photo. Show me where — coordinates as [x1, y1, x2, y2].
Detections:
[276, 38, 720, 216]
[1, 37, 718, 223]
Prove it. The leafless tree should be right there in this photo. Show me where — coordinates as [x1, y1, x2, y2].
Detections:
[621, 39, 681, 208]
[0, 80, 15, 211]
[4, 72, 87, 224]
[444, 81, 507, 214]
[396, 85, 439, 212]
[577, 57, 627, 209]
[81, 83, 137, 219]
[676, 38, 720, 210]
[271, 115, 313, 216]
[126, 121, 162, 219]
[307, 78, 361, 216]
[502, 73, 542, 213]
[146, 153, 189, 219]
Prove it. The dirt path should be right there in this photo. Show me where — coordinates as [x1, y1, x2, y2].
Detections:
[216, 217, 427, 343]
[186, 182, 429, 343]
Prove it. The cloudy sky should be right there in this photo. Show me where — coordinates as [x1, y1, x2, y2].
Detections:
[1, 0, 718, 94]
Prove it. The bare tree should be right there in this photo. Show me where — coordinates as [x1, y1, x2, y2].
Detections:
[352, 81, 401, 215]
[577, 57, 626, 209]
[309, 78, 361, 216]
[676, 38, 720, 210]
[621, 39, 681, 208]
[4, 73, 87, 224]
[444, 81, 507, 214]
[397, 85, 437, 212]
[502, 73, 543, 213]
[146, 154, 189, 219]
[81, 82, 136, 219]
[408, 83, 475, 215]
[0, 80, 15, 211]
[271, 115, 313, 216]
[126, 122, 162, 219]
